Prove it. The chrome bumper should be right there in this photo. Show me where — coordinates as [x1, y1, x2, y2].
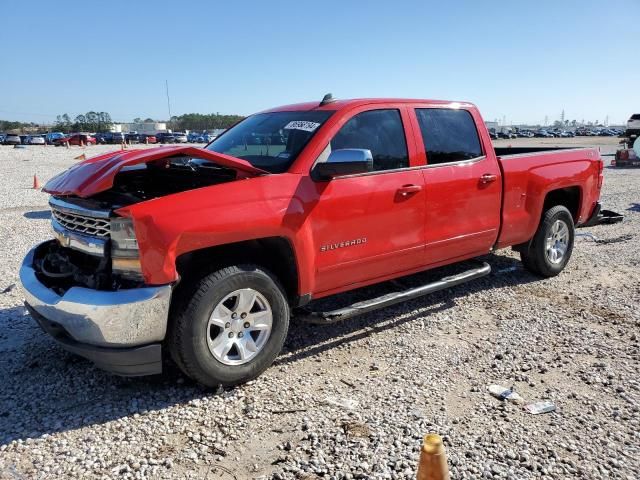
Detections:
[20, 244, 172, 348]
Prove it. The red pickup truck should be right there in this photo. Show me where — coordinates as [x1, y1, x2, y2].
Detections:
[20, 96, 604, 386]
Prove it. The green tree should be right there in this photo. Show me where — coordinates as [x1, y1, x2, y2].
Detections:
[170, 113, 245, 132]
[53, 111, 113, 133]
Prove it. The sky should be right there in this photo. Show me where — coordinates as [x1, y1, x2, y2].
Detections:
[1, 0, 638, 126]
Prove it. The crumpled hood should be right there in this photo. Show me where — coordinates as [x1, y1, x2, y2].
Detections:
[43, 146, 268, 198]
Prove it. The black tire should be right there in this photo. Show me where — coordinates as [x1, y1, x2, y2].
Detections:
[168, 264, 290, 387]
[520, 205, 575, 277]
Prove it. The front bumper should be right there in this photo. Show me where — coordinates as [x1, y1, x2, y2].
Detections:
[20, 243, 172, 375]
[27, 304, 163, 376]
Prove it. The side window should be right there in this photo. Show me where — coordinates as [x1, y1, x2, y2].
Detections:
[330, 109, 409, 171]
[415, 108, 483, 165]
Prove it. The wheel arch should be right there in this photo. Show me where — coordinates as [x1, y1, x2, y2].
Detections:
[173, 236, 301, 306]
[542, 186, 582, 222]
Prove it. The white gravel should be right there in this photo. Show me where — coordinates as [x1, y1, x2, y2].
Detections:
[0, 140, 638, 479]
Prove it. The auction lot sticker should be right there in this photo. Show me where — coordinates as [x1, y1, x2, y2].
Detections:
[283, 121, 321, 132]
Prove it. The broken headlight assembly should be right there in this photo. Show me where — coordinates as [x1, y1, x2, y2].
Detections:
[110, 216, 143, 281]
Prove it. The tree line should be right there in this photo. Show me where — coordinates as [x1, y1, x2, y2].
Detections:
[52, 112, 245, 132]
[169, 113, 245, 131]
[54, 112, 114, 133]
[2, 111, 246, 134]
[0, 120, 38, 132]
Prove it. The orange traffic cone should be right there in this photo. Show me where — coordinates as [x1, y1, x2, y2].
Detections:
[74, 153, 86, 161]
[33, 174, 41, 189]
[417, 434, 450, 480]
[65, 141, 70, 149]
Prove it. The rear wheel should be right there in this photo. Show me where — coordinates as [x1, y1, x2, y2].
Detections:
[520, 205, 575, 277]
[168, 265, 289, 387]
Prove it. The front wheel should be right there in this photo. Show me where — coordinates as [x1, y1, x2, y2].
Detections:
[520, 205, 575, 277]
[168, 265, 290, 387]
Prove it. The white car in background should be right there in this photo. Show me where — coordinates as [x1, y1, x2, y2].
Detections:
[173, 132, 188, 143]
[27, 135, 46, 145]
[2, 134, 21, 145]
[627, 114, 640, 136]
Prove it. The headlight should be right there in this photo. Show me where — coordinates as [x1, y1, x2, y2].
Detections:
[110, 217, 142, 280]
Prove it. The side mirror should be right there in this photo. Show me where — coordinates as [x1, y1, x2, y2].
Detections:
[312, 149, 373, 181]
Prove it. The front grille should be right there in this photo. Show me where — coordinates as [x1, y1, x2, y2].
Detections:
[51, 208, 110, 237]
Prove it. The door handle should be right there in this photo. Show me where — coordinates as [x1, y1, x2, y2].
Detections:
[397, 184, 422, 196]
[480, 173, 498, 184]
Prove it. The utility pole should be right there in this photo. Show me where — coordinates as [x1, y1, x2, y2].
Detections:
[165, 80, 172, 128]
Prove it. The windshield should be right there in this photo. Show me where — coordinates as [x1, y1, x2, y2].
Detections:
[206, 111, 334, 173]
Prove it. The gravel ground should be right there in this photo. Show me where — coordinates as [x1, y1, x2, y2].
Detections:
[0, 139, 638, 479]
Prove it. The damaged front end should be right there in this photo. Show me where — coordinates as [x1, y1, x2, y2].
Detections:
[20, 147, 264, 375]
[40, 196, 143, 293]
[37, 150, 261, 293]
[20, 192, 172, 375]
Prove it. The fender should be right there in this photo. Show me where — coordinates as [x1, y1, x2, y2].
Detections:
[116, 173, 319, 294]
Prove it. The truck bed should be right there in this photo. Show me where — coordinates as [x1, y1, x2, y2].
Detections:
[494, 146, 574, 156]
[495, 147, 602, 249]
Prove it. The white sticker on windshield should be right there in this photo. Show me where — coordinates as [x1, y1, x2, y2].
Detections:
[284, 121, 321, 132]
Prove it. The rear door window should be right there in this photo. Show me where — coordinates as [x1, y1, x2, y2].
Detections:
[415, 108, 483, 165]
[330, 109, 409, 171]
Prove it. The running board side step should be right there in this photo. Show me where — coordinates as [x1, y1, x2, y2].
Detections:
[299, 261, 491, 325]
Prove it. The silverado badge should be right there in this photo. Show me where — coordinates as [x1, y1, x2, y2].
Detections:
[320, 238, 367, 252]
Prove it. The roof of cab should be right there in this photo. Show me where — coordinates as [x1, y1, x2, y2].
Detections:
[259, 98, 475, 113]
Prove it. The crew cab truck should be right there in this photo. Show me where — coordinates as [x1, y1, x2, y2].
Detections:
[20, 96, 604, 386]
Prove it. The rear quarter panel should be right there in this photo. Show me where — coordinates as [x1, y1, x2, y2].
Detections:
[497, 148, 602, 248]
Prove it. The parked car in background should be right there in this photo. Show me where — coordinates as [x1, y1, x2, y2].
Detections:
[535, 130, 554, 138]
[156, 132, 176, 144]
[0, 134, 6, 143]
[94, 133, 109, 144]
[194, 133, 215, 143]
[53, 134, 96, 146]
[45, 132, 66, 145]
[599, 129, 617, 137]
[187, 132, 200, 143]
[173, 132, 188, 143]
[20, 135, 29, 144]
[27, 135, 46, 145]
[108, 132, 125, 144]
[138, 134, 157, 144]
[126, 133, 140, 144]
[626, 114, 640, 137]
[3, 134, 22, 145]
[497, 131, 516, 139]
